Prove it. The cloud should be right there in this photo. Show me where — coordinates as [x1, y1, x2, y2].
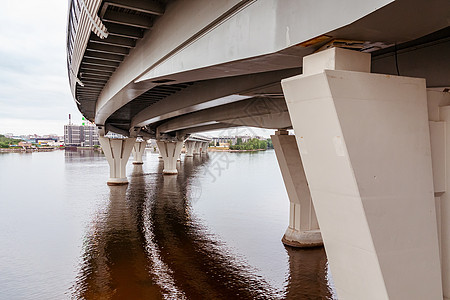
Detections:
[0, 0, 83, 135]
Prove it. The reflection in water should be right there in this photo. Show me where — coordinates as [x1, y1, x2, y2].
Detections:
[284, 247, 332, 299]
[71, 166, 162, 299]
[64, 149, 103, 161]
[70, 152, 333, 299]
[149, 156, 275, 299]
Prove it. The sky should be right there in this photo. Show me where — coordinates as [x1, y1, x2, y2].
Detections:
[0, 0, 272, 138]
[0, 0, 83, 136]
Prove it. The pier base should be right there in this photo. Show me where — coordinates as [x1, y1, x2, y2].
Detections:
[282, 47, 442, 299]
[98, 136, 136, 185]
[156, 140, 183, 175]
[272, 129, 322, 248]
[132, 141, 146, 165]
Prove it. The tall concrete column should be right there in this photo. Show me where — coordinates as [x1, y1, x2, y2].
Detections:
[282, 47, 442, 299]
[193, 141, 201, 155]
[201, 142, 208, 154]
[156, 140, 183, 175]
[131, 141, 146, 165]
[98, 136, 136, 185]
[185, 141, 195, 157]
[271, 129, 322, 247]
[428, 90, 450, 300]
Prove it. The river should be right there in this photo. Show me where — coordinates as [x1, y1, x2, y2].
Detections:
[0, 149, 335, 299]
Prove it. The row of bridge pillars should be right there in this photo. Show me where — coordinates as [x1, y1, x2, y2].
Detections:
[98, 138, 210, 182]
[97, 47, 449, 299]
[184, 140, 208, 157]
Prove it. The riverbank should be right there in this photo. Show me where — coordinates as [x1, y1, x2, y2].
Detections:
[207, 147, 267, 152]
[0, 147, 61, 153]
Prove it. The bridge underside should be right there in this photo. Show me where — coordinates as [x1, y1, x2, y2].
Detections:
[71, 0, 449, 139]
[68, 0, 450, 299]
[100, 28, 449, 138]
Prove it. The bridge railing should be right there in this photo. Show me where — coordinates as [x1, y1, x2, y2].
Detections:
[66, 0, 108, 100]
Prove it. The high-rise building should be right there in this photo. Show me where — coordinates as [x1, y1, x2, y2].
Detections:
[64, 124, 99, 147]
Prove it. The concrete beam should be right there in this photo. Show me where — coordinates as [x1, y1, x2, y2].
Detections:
[103, 0, 164, 16]
[84, 51, 124, 62]
[103, 10, 153, 29]
[156, 97, 288, 133]
[90, 34, 136, 48]
[130, 69, 299, 128]
[82, 58, 120, 68]
[79, 77, 108, 84]
[80, 64, 116, 73]
[80, 69, 113, 78]
[87, 43, 129, 56]
[179, 123, 237, 136]
[105, 22, 144, 39]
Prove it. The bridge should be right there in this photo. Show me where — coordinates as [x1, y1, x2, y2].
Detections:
[67, 0, 450, 299]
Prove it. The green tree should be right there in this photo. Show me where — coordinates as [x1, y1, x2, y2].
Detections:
[0, 134, 21, 145]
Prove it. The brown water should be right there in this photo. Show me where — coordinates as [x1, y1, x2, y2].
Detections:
[0, 149, 334, 299]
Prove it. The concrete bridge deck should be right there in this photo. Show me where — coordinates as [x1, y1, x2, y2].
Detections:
[67, 1, 450, 299]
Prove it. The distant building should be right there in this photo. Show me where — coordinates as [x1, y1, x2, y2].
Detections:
[18, 141, 32, 148]
[211, 135, 264, 146]
[64, 124, 99, 147]
[34, 138, 58, 145]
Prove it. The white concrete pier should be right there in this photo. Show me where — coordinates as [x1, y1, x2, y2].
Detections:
[156, 140, 183, 175]
[185, 141, 195, 157]
[282, 47, 443, 299]
[428, 90, 450, 300]
[201, 142, 208, 154]
[131, 141, 146, 165]
[272, 129, 322, 247]
[98, 136, 136, 186]
[193, 141, 202, 156]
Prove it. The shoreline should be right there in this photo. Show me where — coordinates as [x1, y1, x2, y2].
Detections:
[0, 148, 60, 153]
[207, 148, 267, 152]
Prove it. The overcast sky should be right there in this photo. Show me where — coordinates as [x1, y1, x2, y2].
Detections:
[0, 1, 273, 138]
[0, 0, 83, 136]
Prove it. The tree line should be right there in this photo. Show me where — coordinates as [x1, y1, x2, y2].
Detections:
[229, 138, 268, 150]
[0, 135, 21, 148]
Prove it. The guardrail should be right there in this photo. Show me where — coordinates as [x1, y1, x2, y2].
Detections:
[66, 0, 108, 101]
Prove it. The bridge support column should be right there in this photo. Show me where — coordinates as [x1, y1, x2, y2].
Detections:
[272, 129, 322, 247]
[156, 140, 183, 175]
[132, 141, 146, 164]
[157, 149, 163, 160]
[193, 141, 201, 155]
[428, 90, 450, 300]
[185, 141, 195, 157]
[201, 142, 208, 154]
[98, 136, 136, 186]
[282, 47, 442, 299]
